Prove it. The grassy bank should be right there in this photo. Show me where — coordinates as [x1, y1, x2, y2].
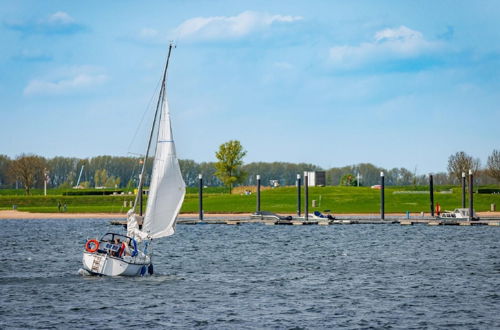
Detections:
[181, 186, 500, 214]
[1, 185, 499, 214]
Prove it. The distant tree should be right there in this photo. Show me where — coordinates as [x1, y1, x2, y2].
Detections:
[399, 168, 415, 185]
[487, 149, 500, 183]
[105, 176, 120, 188]
[447, 151, 480, 182]
[214, 140, 247, 193]
[354, 163, 385, 186]
[199, 162, 220, 186]
[0, 155, 11, 187]
[433, 172, 453, 185]
[340, 173, 357, 186]
[179, 159, 201, 186]
[47, 157, 79, 187]
[94, 169, 108, 187]
[326, 163, 384, 186]
[79, 181, 91, 189]
[8, 154, 46, 195]
[243, 162, 321, 186]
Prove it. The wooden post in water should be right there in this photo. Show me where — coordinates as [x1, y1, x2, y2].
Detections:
[256, 175, 261, 213]
[429, 174, 435, 217]
[468, 169, 473, 221]
[380, 171, 385, 220]
[296, 174, 301, 216]
[461, 172, 466, 208]
[198, 174, 203, 221]
[304, 173, 309, 221]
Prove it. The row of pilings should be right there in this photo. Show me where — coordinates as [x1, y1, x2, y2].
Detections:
[196, 171, 477, 221]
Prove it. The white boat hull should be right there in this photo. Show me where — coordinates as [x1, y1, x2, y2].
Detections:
[82, 252, 150, 276]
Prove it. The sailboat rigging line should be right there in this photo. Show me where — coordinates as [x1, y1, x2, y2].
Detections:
[126, 70, 163, 156]
[133, 42, 175, 216]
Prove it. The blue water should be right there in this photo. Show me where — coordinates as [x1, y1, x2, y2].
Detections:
[1, 219, 499, 329]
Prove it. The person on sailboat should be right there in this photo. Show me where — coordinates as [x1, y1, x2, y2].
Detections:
[111, 238, 122, 257]
[121, 243, 131, 257]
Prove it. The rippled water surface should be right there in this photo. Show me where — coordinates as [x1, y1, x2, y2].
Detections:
[1, 219, 499, 329]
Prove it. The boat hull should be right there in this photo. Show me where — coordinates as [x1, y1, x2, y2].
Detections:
[82, 252, 150, 276]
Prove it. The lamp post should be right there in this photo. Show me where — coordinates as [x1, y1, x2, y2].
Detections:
[43, 168, 48, 196]
[198, 174, 203, 221]
[380, 171, 385, 220]
[296, 174, 301, 216]
[256, 175, 261, 213]
[429, 174, 434, 217]
[461, 172, 466, 208]
[469, 169, 474, 221]
[304, 172, 309, 221]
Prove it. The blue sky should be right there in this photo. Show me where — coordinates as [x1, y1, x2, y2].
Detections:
[1, 1, 499, 174]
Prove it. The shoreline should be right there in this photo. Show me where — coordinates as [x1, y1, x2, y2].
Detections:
[0, 210, 253, 220]
[1, 210, 500, 220]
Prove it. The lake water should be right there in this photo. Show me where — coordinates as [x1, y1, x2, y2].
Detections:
[1, 219, 499, 329]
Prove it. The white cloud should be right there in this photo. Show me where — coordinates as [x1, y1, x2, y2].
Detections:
[126, 27, 167, 45]
[329, 26, 441, 69]
[374, 26, 422, 42]
[174, 11, 303, 40]
[128, 27, 163, 44]
[24, 66, 108, 96]
[47, 11, 75, 24]
[139, 27, 160, 39]
[5, 11, 84, 34]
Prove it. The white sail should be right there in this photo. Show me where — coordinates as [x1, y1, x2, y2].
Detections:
[126, 209, 148, 241]
[142, 93, 186, 239]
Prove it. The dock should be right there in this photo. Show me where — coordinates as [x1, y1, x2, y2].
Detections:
[110, 215, 500, 227]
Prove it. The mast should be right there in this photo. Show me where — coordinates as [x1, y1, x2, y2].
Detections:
[134, 42, 175, 215]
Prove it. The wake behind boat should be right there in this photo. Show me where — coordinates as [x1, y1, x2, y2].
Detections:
[81, 43, 186, 276]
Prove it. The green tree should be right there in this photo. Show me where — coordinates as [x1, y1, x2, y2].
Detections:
[94, 169, 108, 187]
[179, 159, 201, 186]
[105, 176, 120, 188]
[0, 155, 11, 187]
[340, 173, 357, 186]
[214, 140, 247, 193]
[46, 156, 79, 187]
[79, 181, 91, 189]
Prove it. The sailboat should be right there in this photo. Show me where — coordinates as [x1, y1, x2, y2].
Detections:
[81, 43, 186, 276]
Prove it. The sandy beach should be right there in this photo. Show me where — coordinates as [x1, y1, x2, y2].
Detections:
[1, 210, 499, 220]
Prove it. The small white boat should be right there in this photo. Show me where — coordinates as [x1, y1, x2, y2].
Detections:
[307, 211, 336, 224]
[82, 233, 151, 276]
[439, 208, 477, 220]
[81, 43, 186, 276]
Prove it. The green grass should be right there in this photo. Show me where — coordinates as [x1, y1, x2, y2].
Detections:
[0, 195, 135, 213]
[0, 188, 131, 196]
[0, 186, 228, 196]
[180, 186, 500, 214]
[1, 185, 499, 214]
[185, 186, 229, 194]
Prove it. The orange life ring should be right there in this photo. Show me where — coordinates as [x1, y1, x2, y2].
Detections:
[85, 239, 99, 253]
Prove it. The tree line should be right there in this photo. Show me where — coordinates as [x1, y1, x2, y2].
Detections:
[1, 148, 499, 195]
